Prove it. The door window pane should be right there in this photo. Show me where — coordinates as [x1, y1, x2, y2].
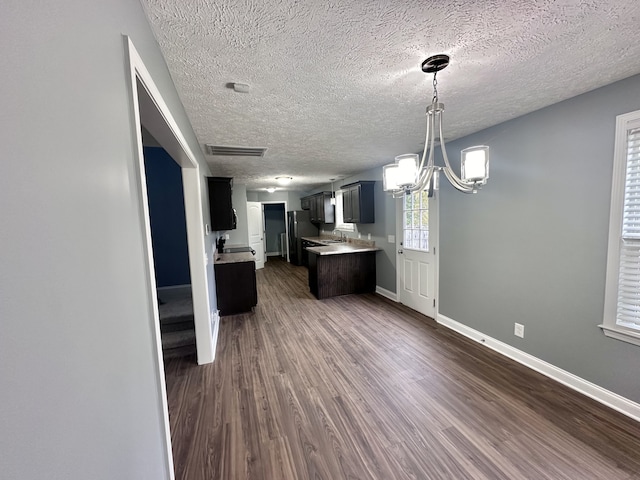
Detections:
[403, 189, 429, 251]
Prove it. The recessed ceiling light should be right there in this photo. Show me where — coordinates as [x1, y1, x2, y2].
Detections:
[276, 176, 292, 185]
[266, 187, 276, 193]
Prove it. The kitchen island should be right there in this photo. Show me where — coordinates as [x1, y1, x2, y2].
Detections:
[303, 237, 380, 299]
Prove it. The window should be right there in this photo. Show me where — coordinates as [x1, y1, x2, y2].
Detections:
[602, 110, 640, 346]
[403, 189, 429, 251]
[334, 190, 355, 232]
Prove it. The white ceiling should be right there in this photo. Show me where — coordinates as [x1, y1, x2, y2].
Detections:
[140, 0, 640, 192]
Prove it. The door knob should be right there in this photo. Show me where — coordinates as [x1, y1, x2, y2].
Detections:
[398, 250, 403, 254]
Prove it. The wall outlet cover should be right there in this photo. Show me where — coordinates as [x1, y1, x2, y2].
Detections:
[514, 323, 525, 338]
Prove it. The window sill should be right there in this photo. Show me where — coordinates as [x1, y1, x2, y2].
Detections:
[335, 223, 355, 232]
[599, 324, 640, 347]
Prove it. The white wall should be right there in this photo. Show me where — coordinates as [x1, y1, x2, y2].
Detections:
[0, 1, 210, 478]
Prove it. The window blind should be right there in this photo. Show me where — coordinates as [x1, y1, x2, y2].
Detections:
[617, 127, 640, 329]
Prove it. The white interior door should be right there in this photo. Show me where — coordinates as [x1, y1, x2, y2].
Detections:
[398, 189, 437, 318]
[247, 201, 265, 269]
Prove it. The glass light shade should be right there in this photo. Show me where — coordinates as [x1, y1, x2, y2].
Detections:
[461, 146, 489, 184]
[383, 164, 400, 191]
[395, 154, 419, 186]
[383, 153, 420, 192]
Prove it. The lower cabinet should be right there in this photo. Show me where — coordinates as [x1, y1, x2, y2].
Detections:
[308, 251, 376, 299]
[214, 261, 257, 315]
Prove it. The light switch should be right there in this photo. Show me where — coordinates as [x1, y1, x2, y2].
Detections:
[388, 235, 395, 243]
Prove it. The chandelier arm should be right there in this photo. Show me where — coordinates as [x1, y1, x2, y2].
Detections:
[411, 165, 434, 193]
[438, 111, 474, 192]
[416, 111, 432, 174]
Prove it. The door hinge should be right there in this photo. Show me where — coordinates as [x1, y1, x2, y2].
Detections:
[433, 299, 436, 307]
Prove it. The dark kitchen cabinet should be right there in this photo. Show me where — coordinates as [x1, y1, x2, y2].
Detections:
[214, 260, 257, 315]
[341, 181, 375, 223]
[304, 192, 334, 224]
[207, 177, 236, 231]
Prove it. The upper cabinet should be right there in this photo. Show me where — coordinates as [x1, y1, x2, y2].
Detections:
[207, 177, 237, 231]
[341, 181, 375, 224]
[301, 191, 334, 224]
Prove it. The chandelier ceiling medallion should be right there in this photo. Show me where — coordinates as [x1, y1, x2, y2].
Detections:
[383, 54, 490, 197]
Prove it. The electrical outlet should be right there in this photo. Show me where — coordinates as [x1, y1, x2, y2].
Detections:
[224, 233, 230, 240]
[514, 323, 524, 338]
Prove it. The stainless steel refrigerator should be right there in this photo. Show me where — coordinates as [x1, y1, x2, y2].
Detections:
[287, 210, 318, 266]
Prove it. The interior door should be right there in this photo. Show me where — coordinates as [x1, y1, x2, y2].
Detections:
[247, 201, 265, 269]
[398, 189, 437, 318]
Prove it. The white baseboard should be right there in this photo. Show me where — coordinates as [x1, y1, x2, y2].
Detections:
[375, 286, 398, 302]
[266, 251, 281, 257]
[437, 313, 640, 423]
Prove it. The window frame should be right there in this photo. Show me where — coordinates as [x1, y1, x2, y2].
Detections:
[601, 109, 640, 347]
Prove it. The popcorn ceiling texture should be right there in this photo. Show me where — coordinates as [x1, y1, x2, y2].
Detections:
[140, 0, 640, 190]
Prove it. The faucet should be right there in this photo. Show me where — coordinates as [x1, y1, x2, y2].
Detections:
[341, 232, 347, 242]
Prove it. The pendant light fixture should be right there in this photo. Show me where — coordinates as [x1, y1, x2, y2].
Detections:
[383, 54, 489, 197]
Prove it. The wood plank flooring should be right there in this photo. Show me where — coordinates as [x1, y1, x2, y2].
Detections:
[164, 257, 640, 480]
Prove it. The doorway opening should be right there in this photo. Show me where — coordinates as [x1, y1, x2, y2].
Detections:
[263, 203, 287, 260]
[143, 143, 196, 359]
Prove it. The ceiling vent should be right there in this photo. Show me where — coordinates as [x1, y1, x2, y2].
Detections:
[205, 144, 267, 157]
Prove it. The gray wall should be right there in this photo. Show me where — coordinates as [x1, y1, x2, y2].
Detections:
[438, 74, 640, 403]
[0, 1, 212, 478]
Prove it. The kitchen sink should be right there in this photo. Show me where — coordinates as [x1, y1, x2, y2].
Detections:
[322, 239, 346, 244]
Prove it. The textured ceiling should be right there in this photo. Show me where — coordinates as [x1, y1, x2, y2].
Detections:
[140, 0, 640, 191]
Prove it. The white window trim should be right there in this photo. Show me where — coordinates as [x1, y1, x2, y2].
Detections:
[601, 109, 640, 347]
[334, 189, 355, 232]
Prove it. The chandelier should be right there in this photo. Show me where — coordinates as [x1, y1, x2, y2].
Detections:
[383, 54, 489, 197]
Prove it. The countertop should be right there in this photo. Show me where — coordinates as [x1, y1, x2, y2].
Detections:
[302, 236, 381, 256]
[213, 251, 256, 264]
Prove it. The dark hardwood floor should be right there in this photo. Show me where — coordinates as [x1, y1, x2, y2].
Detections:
[164, 257, 640, 480]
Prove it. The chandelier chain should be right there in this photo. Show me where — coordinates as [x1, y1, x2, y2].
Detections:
[432, 71, 438, 103]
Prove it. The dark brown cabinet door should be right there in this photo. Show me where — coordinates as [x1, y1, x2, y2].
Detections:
[307, 192, 334, 224]
[207, 177, 236, 231]
[341, 181, 375, 224]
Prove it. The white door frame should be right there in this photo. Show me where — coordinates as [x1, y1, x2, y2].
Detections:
[125, 36, 215, 479]
[395, 190, 440, 316]
[261, 200, 289, 262]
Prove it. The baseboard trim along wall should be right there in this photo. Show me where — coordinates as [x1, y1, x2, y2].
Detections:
[375, 286, 397, 302]
[437, 313, 640, 423]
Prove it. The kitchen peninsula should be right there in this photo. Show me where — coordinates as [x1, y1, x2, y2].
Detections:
[303, 237, 380, 299]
